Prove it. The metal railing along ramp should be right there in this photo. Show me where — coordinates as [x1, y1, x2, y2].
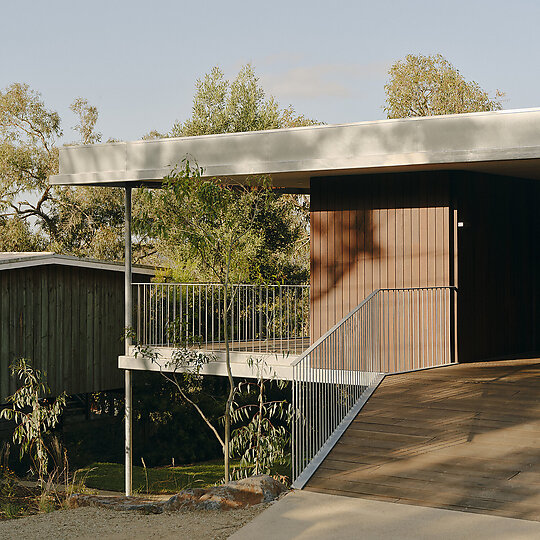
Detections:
[292, 286, 456, 488]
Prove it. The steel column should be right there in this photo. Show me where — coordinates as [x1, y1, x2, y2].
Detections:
[124, 185, 133, 497]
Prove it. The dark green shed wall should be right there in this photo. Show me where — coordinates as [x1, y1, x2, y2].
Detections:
[0, 264, 149, 402]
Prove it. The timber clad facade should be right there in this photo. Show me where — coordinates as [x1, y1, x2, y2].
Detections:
[311, 172, 452, 342]
[0, 258, 152, 402]
[310, 171, 540, 365]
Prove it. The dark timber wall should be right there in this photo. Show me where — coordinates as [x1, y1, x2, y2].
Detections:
[455, 173, 540, 362]
[310, 171, 540, 364]
[0, 264, 150, 402]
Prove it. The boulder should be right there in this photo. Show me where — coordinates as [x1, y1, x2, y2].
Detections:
[69, 474, 288, 513]
[66, 494, 162, 514]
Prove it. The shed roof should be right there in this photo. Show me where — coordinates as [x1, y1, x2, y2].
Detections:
[50, 107, 540, 190]
[0, 252, 155, 275]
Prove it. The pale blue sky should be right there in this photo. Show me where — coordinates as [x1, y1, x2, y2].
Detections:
[1, 0, 538, 143]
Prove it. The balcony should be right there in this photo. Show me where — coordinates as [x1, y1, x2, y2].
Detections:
[119, 283, 310, 379]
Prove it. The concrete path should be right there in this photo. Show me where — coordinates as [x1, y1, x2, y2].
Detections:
[229, 491, 540, 540]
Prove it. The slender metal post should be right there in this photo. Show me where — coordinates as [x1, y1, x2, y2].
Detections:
[124, 185, 133, 497]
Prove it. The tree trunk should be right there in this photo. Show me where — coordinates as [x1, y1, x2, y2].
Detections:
[256, 379, 263, 475]
[223, 284, 235, 483]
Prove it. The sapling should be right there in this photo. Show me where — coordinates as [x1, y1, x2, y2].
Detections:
[0, 359, 66, 487]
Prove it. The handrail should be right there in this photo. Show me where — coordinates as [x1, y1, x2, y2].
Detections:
[134, 282, 310, 355]
[291, 286, 456, 367]
[292, 285, 457, 487]
[290, 289, 379, 367]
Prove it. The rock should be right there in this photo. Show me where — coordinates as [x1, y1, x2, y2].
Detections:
[67, 494, 163, 514]
[226, 475, 289, 503]
[162, 488, 207, 511]
[68, 475, 288, 513]
[165, 474, 288, 511]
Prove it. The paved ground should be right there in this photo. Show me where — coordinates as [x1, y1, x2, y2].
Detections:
[230, 490, 540, 540]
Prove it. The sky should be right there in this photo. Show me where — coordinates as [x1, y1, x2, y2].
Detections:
[1, 0, 539, 143]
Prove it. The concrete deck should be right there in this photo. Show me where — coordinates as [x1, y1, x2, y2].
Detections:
[230, 490, 540, 540]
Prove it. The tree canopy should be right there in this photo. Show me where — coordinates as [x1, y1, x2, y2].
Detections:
[148, 63, 316, 283]
[0, 83, 61, 241]
[1, 65, 315, 278]
[383, 53, 504, 118]
[0, 84, 153, 261]
[171, 64, 319, 137]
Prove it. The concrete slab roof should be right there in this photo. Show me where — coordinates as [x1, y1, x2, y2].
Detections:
[0, 252, 156, 275]
[50, 107, 540, 190]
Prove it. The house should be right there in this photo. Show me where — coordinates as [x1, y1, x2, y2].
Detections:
[50, 107, 540, 494]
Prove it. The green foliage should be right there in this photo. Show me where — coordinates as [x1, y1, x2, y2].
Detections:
[171, 64, 319, 137]
[172, 64, 280, 137]
[0, 216, 43, 251]
[250, 194, 309, 283]
[0, 466, 30, 520]
[0, 360, 66, 486]
[160, 64, 315, 282]
[141, 155, 309, 283]
[147, 161, 276, 285]
[0, 74, 310, 273]
[144, 162, 281, 481]
[230, 358, 291, 478]
[0, 83, 60, 241]
[70, 98, 102, 145]
[384, 53, 504, 118]
[0, 83, 142, 260]
[48, 186, 125, 259]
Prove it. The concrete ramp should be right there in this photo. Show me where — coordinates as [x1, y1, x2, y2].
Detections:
[306, 359, 540, 521]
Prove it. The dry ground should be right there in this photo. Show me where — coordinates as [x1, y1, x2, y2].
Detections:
[0, 504, 268, 540]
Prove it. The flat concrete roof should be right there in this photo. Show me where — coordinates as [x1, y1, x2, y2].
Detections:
[50, 107, 540, 190]
[0, 252, 156, 275]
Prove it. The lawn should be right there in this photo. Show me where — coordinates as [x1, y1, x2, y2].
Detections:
[75, 459, 244, 494]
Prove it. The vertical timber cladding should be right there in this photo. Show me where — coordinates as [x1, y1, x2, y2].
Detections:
[455, 172, 540, 362]
[0, 264, 137, 402]
[310, 171, 454, 371]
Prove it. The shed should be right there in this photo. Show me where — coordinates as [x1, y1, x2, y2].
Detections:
[0, 252, 155, 402]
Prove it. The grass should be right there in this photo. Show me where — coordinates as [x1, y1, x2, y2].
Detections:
[0, 470, 54, 521]
[75, 459, 245, 494]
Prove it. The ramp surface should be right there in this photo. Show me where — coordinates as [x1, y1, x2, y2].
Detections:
[306, 359, 540, 521]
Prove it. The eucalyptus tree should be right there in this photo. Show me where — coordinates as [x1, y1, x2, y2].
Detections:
[171, 64, 318, 137]
[148, 162, 276, 481]
[383, 53, 504, 118]
[153, 63, 318, 283]
[0, 359, 66, 488]
[0, 83, 61, 243]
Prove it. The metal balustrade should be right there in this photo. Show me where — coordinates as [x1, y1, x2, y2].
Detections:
[134, 283, 310, 355]
[292, 286, 456, 488]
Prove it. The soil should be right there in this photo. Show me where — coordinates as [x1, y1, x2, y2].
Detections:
[0, 504, 267, 540]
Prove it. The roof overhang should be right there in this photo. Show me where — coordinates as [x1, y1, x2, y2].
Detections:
[50, 108, 540, 190]
[0, 252, 156, 275]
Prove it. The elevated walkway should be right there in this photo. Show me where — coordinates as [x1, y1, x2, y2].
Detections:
[305, 358, 540, 521]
